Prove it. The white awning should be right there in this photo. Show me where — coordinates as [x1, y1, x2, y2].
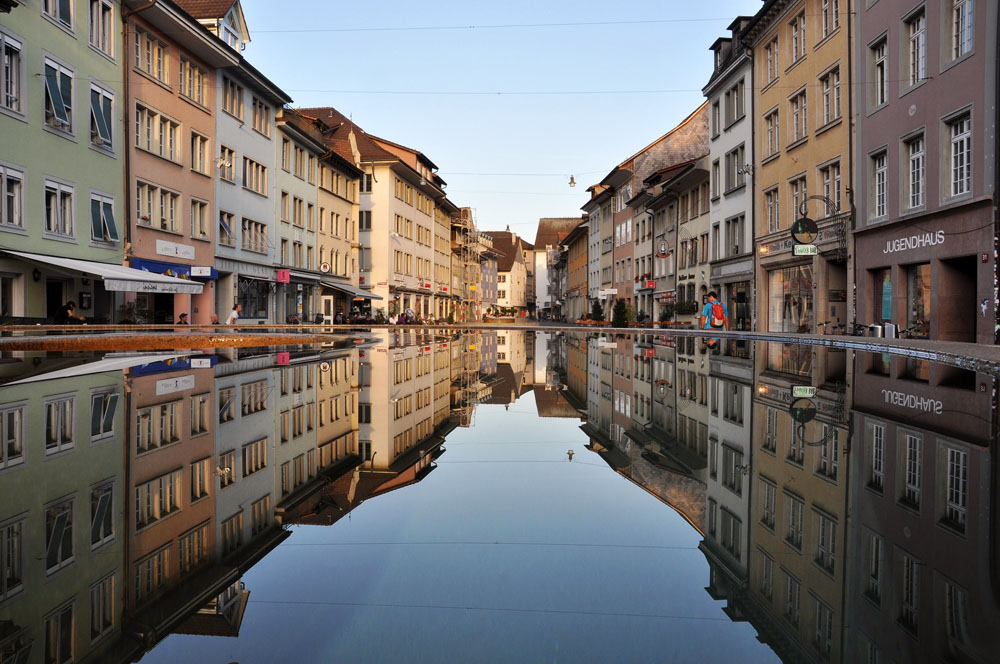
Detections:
[320, 280, 383, 300]
[3, 353, 184, 385]
[3, 250, 203, 294]
[289, 270, 321, 283]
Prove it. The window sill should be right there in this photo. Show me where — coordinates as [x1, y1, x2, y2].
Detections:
[88, 43, 116, 65]
[42, 232, 77, 244]
[898, 78, 928, 100]
[191, 234, 212, 243]
[866, 101, 888, 118]
[723, 183, 747, 197]
[0, 224, 28, 236]
[784, 56, 806, 76]
[760, 152, 780, 167]
[42, 13, 75, 38]
[242, 186, 269, 198]
[136, 224, 183, 237]
[135, 146, 182, 168]
[813, 27, 841, 52]
[89, 239, 119, 250]
[43, 123, 77, 143]
[190, 168, 213, 179]
[761, 78, 779, 95]
[179, 94, 212, 115]
[941, 49, 975, 75]
[723, 115, 745, 132]
[252, 127, 272, 141]
[88, 142, 117, 159]
[133, 67, 173, 93]
[814, 116, 842, 137]
[0, 105, 27, 123]
[785, 136, 808, 153]
[936, 518, 967, 539]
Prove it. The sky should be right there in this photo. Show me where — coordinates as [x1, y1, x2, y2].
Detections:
[238, 0, 761, 238]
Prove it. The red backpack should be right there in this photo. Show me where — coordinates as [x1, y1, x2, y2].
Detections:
[710, 302, 726, 328]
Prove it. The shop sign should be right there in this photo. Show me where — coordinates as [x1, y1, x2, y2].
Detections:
[191, 358, 212, 369]
[792, 386, 816, 398]
[881, 389, 943, 414]
[276, 352, 290, 365]
[789, 397, 817, 423]
[156, 239, 195, 260]
[156, 374, 195, 395]
[645, 280, 655, 289]
[644, 348, 655, 358]
[277, 269, 290, 283]
[191, 266, 212, 277]
[883, 230, 944, 254]
[791, 218, 819, 244]
[794, 244, 818, 256]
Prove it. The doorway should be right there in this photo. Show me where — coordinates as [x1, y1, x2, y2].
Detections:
[321, 295, 334, 324]
[46, 280, 66, 319]
[938, 256, 977, 342]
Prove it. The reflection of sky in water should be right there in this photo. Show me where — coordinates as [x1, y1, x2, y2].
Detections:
[144, 395, 776, 663]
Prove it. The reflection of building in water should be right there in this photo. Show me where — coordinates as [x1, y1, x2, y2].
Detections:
[699, 344, 754, 620]
[746, 343, 850, 662]
[0, 356, 127, 664]
[485, 330, 533, 407]
[564, 333, 589, 414]
[846, 355, 999, 662]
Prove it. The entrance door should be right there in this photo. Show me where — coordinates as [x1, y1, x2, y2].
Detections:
[46, 280, 65, 319]
[321, 296, 334, 324]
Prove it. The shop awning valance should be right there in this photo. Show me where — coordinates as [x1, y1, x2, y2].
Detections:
[2, 250, 203, 294]
[320, 280, 383, 300]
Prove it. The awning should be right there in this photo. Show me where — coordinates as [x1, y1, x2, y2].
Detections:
[289, 270, 321, 283]
[3, 250, 203, 294]
[131, 257, 218, 280]
[320, 280, 383, 300]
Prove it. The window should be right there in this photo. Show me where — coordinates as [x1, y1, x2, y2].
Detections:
[89, 85, 113, 149]
[0, 402, 24, 471]
[44, 58, 74, 132]
[711, 160, 720, 197]
[944, 446, 968, 530]
[218, 387, 235, 423]
[1, 31, 23, 115]
[90, 391, 118, 441]
[178, 522, 208, 573]
[242, 157, 267, 195]
[765, 110, 780, 156]
[44, 601, 74, 664]
[906, 135, 925, 208]
[45, 498, 74, 572]
[872, 39, 887, 107]
[765, 37, 779, 83]
[900, 552, 919, 630]
[902, 433, 922, 507]
[952, 0, 974, 60]
[907, 11, 926, 86]
[44, 0, 73, 28]
[820, 67, 840, 125]
[0, 165, 22, 232]
[293, 146, 305, 178]
[724, 79, 744, 125]
[135, 182, 179, 232]
[134, 28, 167, 83]
[815, 512, 836, 573]
[134, 545, 168, 601]
[949, 114, 972, 196]
[134, 105, 178, 161]
[765, 188, 780, 232]
[865, 532, 882, 601]
[191, 132, 210, 174]
[251, 495, 270, 535]
[0, 517, 23, 600]
[179, 58, 206, 105]
[242, 218, 267, 253]
[251, 97, 270, 136]
[944, 582, 970, 645]
[218, 450, 235, 488]
[221, 77, 243, 119]
[761, 479, 776, 529]
[134, 401, 180, 453]
[820, 162, 841, 213]
[219, 145, 235, 182]
[821, 0, 839, 37]
[814, 599, 833, 657]
[186, 200, 208, 240]
[88, 574, 115, 643]
[190, 457, 211, 501]
[790, 12, 806, 62]
[784, 572, 801, 625]
[722, 446, 743, 495]
[790, 91, 807, 142]
[87, 192, 119, 244]
[42, 180, 75, 238]
[359, 210, 372, 230]
[719, 509, 741, 557]
[242, 438, 267, 477]
[786, 494, 803, 549]
[45, 395, 74, 454]
[760, 554, 774, 599]
[241, 379, 268, 415]
[870, 423, 885, 490]
[818, 424, 839, 479]
[135, 470, 181, 529]
[790, 176, 807, 220]
[725, 144, 745, 191]
[89, 482, 114, 549]
[872, 152, 887, 218]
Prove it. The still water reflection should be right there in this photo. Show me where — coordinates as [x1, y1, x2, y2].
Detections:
[0, 330, 996, 662]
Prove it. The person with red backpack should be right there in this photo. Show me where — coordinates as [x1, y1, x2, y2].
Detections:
[700, 291, 729, 331]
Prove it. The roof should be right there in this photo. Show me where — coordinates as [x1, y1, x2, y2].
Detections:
[533, 217, 584, 250]
[280, 110, 363, 177]
[296, 106, 399, 164]
[533, 386, 581, 418]
[489, 232, 525, 272]
[173, 0, 236, 19]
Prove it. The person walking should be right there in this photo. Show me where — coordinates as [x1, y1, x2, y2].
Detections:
[699, 291, 729, 331]
[225, 304, 242, 325]
[176, 313, 189, 324]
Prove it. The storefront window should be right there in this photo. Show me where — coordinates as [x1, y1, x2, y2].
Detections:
[873, 268, 892, 322]
[766, 342, 812, 377]
[727, 281, 750, 331]
[238, 278, 269, 318]
[768, 265, 814, 332]
[906, 263, 930, 337]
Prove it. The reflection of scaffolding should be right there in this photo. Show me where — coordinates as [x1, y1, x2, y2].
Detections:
[450, 332, 495, 427]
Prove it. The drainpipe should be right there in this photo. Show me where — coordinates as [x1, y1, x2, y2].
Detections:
[846, 0, 857, 329]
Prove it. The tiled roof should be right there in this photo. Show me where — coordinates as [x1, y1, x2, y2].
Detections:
[296, 106, 399, 164]
[173, 0, 236, 19]
[489, 231, 524, 272]
[533, 217, 584, 249]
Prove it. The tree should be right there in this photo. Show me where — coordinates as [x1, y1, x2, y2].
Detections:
[590, 299, 605, 322]
[612, 299, 628, 328]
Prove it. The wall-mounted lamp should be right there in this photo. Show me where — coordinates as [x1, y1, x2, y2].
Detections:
[31, 269, 41, 282]
[569, 175, 576, 187]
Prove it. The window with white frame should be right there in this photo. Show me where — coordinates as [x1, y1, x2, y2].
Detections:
[761, 478, 776, 529]
[952, 0, 974, 60]
[944, 446, 968, 530]
[765, 109, 780, 156]
[872, 39, 887, 107]
[724, 79, 744, 125]
[0, 516, 23, 600]
[87, 85, 114, 152]
[821, 0, 839, 37]
[190, 132, 210, 174]
[90, 390, 118, 441]
[134, 401, 180, 454]
[871, 152, 887, 218]
[865, 531, 882, 601]
[784, 572, 801, 624]
[765, 187, 780, 232]
[900, 552, 919, 630]
[44, 58, 74, 132]
[135, 181, 179, 232]
[89, 0, 114, 56]
[790, 91, 807, 142]
[1, 31, 23, 115]
[135, 104, 178, 161]
[818, 424, 839, 479]
[760, 554, 774, 599]
[242, 438, 267, 477]
[790, 176, 807, 220]
[45, 395, 74, 453]
[906, 135, 925, 208]
[815, 511, 836, 573]
[251, 495, 270, 535]
[44, 601, 74, 664]
[0, 402, 24, 470]
[242, 218, 267, 253]
[134, 545, 168, 601]
[949, 114, 972, 196]
[814, 598, 833, 657]
[251, 97, 270, 136]
[790, 12, 806, 62]
[221, 77, 243, 118]
[765, 37, 778, 83]
[221, 511, 243, 555]
[134, 28, 167, 83]
[44, 0, 73, 28]
[190, 458, 211, 502]
[45, 497, 74, 572]
[178, 521, 208, 573]
[786, 493, 803, 549]
[820, 161, 841, 213]
[179, 58, 206, 106]
[90, 482, 114, 548]
[218, 449, 235, 487]
[219, 145, 235, 182]
[725, 144, 746, 191]
[902, 432, 922, 507]
[90, 192, 119, 243]
[944, 581, 970, 645]
[44, 179, 74, 237]
[242, 157, 267, 195]
[1, 164, 24, 229]
[907, 10, 926, 86]
[218, 210, 235, 246]
[870, 423, 885, 490]
[135, 469, 181, 529]
[820, 67, 840, 125]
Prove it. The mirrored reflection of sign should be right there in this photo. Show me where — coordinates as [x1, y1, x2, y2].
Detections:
[789, 397, 817, 423]
[791, 386, 816, 398]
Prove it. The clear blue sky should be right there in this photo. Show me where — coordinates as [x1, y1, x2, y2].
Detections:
[240, 0, 760, 237]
